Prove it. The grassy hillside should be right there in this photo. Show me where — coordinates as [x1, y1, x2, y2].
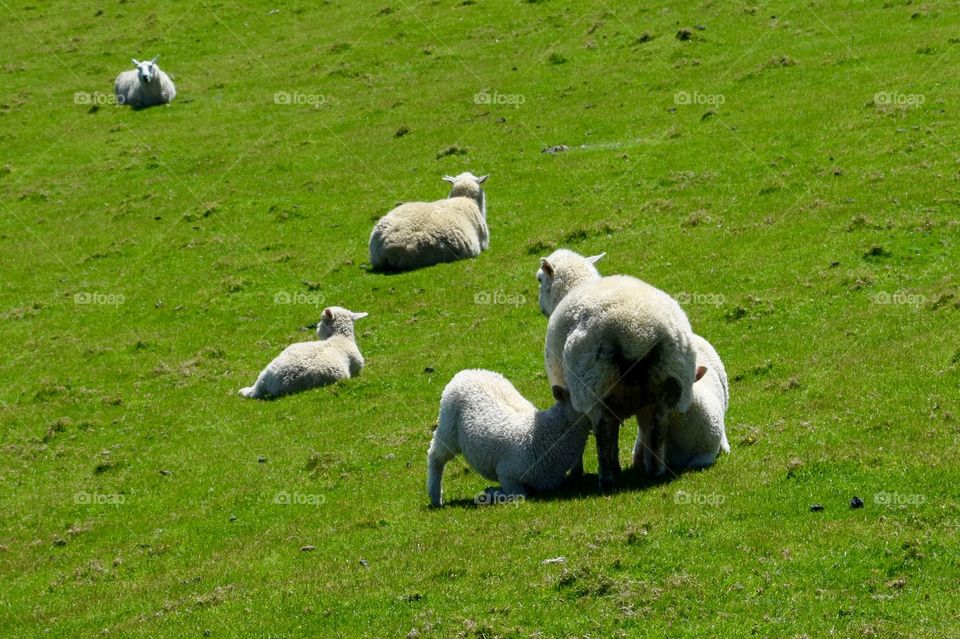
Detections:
[1, 1, 958, 636]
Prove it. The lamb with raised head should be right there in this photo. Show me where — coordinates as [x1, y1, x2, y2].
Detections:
[537, 248, 605, 317]
[427, 370, 590, 507]
[114, 57, 176, 109]
[239, 306, 367, 399]
[369, 172, 489, 272]
[541, 253, 697, 491]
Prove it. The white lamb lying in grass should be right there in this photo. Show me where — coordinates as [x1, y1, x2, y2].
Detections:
[114, 57, 176, 109]
[427, 370, 590, 507]
[238, 306, 368, 399]
[649, 333, 731, 470]
[369, 172, 489, 272]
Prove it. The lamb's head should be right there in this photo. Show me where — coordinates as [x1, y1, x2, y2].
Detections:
[442, 172, 488, 216]
[551, 385, 591, 433]
[132, 56, 160, 83]
[537, 249, 605, 317]
[317, 306, 368, 339]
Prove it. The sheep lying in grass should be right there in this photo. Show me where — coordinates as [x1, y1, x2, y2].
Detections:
[540, 253, 697, 491]
[238, 306, 368, 399]
[427, 370, 590, 507]
[369, 172, 489, 272]
[651, 333, 730, 470]
[114, 57, 176, 109]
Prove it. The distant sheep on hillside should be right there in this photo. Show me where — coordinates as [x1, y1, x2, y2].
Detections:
[114, 57, 176, 109]
[369, 172, 489, 272]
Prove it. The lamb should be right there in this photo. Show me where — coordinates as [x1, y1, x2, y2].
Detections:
[369, 172, 489, 272]
[238, 306, 368, 399]
[427, 369, 590, 507]
[541, 255, 697, 491]
[114, 57, 176, 109]
[652, 333, 730, 470]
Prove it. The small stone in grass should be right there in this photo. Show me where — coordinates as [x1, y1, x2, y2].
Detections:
[300, 545, 316, 552]
[810, 504, 825, 512]
[257, 456, 267, 463]
[850, 496, 864, 509]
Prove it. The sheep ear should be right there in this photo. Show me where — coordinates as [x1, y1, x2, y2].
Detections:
[551, 385, 568, 402]
[587, 252, 606, 265]
[540, 258, 554, 278]
[350, 312, 368, 321]
[150, 55, 159, 64]
[132, 58, 140, 66]
[323, 308, 334, 320]
[441, 175, 455, 184]
[476, 174, 489, 184]
[695, 365, 707, 382]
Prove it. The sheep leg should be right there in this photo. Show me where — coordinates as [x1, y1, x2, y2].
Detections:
[643, 408, 671, 477]
[594, 414, 621, 492]
[568, 456, 584, 479]
[497, 477, 527, 503]
[631, 407, 654, 469]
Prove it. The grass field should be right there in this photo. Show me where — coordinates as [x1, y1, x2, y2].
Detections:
[2, 1, 959, 636]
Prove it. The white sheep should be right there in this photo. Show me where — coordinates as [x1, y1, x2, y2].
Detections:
[536, 248, 605, 317]
[542, 256, 697, 490]
[238, 306, 368, 399]
[114, 57, 176, 109]
[538, 250, 729, 478]
[427, 369, 590, 507]
[369, 172, 489, 272]
[651, 333, 730, 470]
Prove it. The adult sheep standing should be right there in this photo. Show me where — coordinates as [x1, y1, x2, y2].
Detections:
[114, 57, 176, 109]
[538, 250, 698, 491]
[238, 306, 368, 399]
[369, 172, 489, 272]
[538, 250, 730, 476]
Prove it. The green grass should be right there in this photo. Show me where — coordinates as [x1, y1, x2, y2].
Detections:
[2, 1, 959, 636]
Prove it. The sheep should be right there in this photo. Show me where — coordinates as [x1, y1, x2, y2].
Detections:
[427, 369, 590, 507]
[537, 250, 729, 478]
[543, 259, 697, 491]
[238, 306, 368, 399]
[369, 172, 489, 272]
[652, 333, 730, 470]
[114, 56, 176, 109]
[536, 248, 605, 317]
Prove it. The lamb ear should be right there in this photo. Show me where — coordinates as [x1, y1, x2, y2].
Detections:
[695, 365, 707, 382]
[551, 385, 568, 402]
[476, 174, 489, 184]
[132, 58, 140, 66]
[323, 308, 334, 320]
[350, 311, 369, 321]
[540, 258, 554, 278]
[441, 175, 456, 184]
[587, 252, 606, 265]
[150, 55, 159, 64]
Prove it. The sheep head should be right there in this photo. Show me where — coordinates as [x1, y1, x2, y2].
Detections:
[132, 56, 159, 83]
[537, 249, 605, 317]
[317, 306, 368, 339]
